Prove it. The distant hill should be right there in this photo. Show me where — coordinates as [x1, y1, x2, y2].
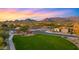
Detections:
[14, 16, 79, 23]
[24, 18, 36, 22]
[46, 17, 66, 21]
[14, 18, 37, 22]
[41, 16, 79, 22]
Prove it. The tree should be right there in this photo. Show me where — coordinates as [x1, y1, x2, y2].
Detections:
[0, 37, 3, 46]
[0, 30, 9, 47]
[9, 24, 15, 30]
[1, 24, 9, 40]
[1, 24, 9, 31]
[73, 23, 79, 35]
[20, 26, 29, 32]
[68, 28, 73, 34]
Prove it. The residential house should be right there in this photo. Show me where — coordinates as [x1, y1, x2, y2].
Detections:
[59, 26, 68, 34]
[73, 23, 79, 35]
[53, 28, 60, 32]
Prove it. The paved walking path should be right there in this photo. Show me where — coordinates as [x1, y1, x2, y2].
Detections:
[8, 31, 15, 50]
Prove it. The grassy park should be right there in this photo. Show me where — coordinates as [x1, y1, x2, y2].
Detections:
[13, 34, 78, 50]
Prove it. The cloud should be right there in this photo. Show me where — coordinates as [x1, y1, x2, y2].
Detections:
[0, 8, 73, 21]
[29, 9, 73, 21]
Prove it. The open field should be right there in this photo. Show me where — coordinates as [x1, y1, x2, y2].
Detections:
[13, 34, 78, 50]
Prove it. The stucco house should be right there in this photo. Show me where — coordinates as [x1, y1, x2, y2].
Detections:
[53, 28, 60, 32]
[59, 26, 68, 34]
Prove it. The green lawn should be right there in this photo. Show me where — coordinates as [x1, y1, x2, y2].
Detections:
[13, 34, 78, 50]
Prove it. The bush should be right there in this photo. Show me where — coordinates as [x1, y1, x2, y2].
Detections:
[0, 37, 3, 46]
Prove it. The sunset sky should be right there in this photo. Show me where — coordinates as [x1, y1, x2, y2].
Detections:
[0, 8, 79, 21]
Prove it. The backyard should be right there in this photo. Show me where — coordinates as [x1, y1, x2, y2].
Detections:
[13, 34, 78, 50]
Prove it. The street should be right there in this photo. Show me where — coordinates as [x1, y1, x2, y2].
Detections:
[33, 30, 79, 38]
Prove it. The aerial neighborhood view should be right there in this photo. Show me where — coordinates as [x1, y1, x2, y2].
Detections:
[0, 8, 79, 50]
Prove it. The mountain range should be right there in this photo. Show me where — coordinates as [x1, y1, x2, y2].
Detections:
[13, 16, 79, 22]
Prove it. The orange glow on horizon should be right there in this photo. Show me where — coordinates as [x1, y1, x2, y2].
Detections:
[0, 8, 72, 21]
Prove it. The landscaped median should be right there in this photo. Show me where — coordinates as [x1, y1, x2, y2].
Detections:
[13, 34, 79, 50]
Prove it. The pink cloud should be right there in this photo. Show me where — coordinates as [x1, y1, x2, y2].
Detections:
[0, 8, 72, 21]
[29, 10, 72, 21]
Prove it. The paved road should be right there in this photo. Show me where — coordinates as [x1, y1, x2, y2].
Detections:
[33, 31, 79, 38]
[8, 31, 15, 50]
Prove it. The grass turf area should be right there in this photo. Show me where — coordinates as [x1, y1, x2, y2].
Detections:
[13, 34, 78, 50]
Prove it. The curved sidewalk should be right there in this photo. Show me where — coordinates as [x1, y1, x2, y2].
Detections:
[8, 31, 15, 50]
